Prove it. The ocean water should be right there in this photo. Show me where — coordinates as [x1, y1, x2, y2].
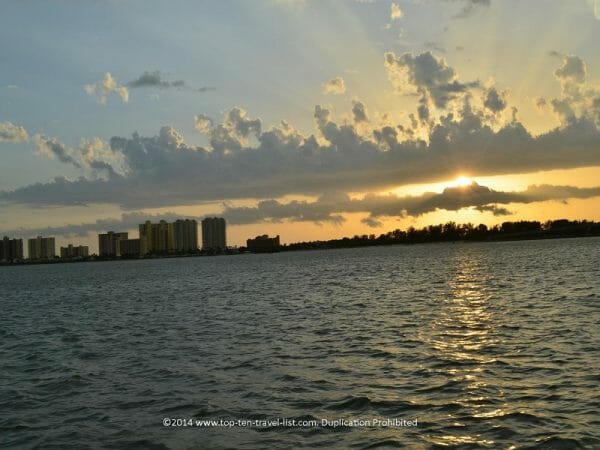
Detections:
[1, 238, 599, 449]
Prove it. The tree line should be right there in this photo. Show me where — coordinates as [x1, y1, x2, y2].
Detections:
[280, 219, 600, 251]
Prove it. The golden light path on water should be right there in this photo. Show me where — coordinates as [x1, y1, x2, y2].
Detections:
[420, 248, 505, 448]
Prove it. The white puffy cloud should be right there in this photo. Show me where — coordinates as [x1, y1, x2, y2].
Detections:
[323, 76, 346, 95]
[207, 107, 262, 154]
[390, 3, 403, 20]
[0, 121, 28, 142]
[194, 114, 213, 134]
[78, 138, 122, 176]
[84, 73, 129, 104]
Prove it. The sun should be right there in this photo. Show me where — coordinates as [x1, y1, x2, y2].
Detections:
[452, 175, 473, 187]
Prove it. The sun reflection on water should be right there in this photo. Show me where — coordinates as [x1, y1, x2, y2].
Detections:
[420, 248, 507, 447]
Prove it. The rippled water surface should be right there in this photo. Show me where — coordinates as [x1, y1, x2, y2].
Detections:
[1, 238, 599, 449]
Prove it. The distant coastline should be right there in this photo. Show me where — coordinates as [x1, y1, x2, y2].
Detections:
[1, 219, 599, 267]
[279, 219, 600, 252]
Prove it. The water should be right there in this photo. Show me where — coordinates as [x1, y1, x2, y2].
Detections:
[1, 238, 599, 449]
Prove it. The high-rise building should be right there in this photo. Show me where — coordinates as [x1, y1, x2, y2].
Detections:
[246, 234, 280, 253]
[119, 239, 141, 258]
[201, 217, 226, 251]
[139, 220, 174, 255]
[1, 236, 24, 262]
[60, 244, 89, 259]
[173, 219, 198, 253]
[98, 231, 128, 257]
[28, 236, 56, 260]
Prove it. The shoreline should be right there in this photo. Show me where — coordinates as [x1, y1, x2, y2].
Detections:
[2, 232, 598, 267]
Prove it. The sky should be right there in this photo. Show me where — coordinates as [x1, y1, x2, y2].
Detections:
[1, 0, 600, 253]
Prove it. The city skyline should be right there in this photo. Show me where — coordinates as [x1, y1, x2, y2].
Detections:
[2, 217, 217, 259]
[3, 217, 599, 264]
[2, 0, 600, 252]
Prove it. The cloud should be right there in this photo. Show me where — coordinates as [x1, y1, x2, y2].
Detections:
[78, 138, 122, 176]
[33, 135, 121, 176]
[34, 135, 82, 168]
[0, 121, 28, 142]
[352, 100, 369, 123]
[483, 87, 507, 113]
[323, 76, 346, 95]
[223, 196, 346, 226]
[84, 73, 129, 104]
[549, 54, 599, 127]
[3, 99, 600, 210]
[4, 53, 600, 210]
[222, 108, 262, 139]
[474, 204, 512, 216]
[551, 98, 576, 123]
[221, 181, 600, 227]
[127, 71, 185, 89]
[125, 70, 214, 93]
[206, 107, 262, 153]
[534, 97, 547, 111]
[384, 51, 478, 110]
[194, 114, 213, 134]
[555, 55, 586, 84]
[9, 181, 600, 237]
[390, 3, 403, 20]
[0, 211, 199, 238]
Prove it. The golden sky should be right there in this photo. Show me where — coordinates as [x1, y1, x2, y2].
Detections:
[1, 0, 600, 252]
